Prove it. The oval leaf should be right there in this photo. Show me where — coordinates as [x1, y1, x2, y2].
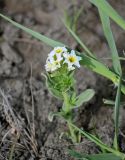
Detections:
[75, 89, 95, 108]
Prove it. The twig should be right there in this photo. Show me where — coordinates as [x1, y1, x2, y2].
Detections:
[9, 135, 19, 160]
[1, 129, 12, 145]
[30, 63, 35, 139]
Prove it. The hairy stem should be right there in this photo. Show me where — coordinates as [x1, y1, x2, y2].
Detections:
[62, 92, 78, 142]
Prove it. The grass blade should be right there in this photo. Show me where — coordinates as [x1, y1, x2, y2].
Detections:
[68, 121, 125, 159]
[64, 6, 83, 33]
[0, 14, 118, 80]
[0, 14, 119, 85]
[0, 14, 65, 48]
[79, 53, 118, 86]
[114, 76, 122, 150]
[69, 150, 122, 160]
[89, 0, 125, 30]
[1, 13, 125, 94]
[64, 22, 95, 58]
[69, 149, 88, 159]
[103, 99, 115, 106]
[99, 10, 122, 75]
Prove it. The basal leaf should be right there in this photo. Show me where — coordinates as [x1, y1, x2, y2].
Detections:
[75, 89, 95, 108]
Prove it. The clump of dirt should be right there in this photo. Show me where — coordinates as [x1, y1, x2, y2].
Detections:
[0, 0, 125, 160]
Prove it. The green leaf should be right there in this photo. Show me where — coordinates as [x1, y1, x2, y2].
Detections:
[114, 76, 122, 150]
[89, 0, 125, 30]
[69, 150, 122, 160]
[75, 89, 95, 108]
[89, 153, 121, 160]
[0, 13, 119, 91]
[48, 112, 62, 122]
[103, 99, 115, 106]
[64, 6, 83, 33]
[79, 53, 119, 88]
[64, 22, 95, 58]
[1, 13, 125, 94]
[0, 13, 65, 48]
[73, 6, 83, 33]
[42, 73, 63, 99]
[80, 52, 125, 94]
[69, 149, 88, 159]
[99, 9, 122, 75]
[103, 99, 125, 107]
[67, 122, 125, 159]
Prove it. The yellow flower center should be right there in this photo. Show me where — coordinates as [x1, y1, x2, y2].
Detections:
[55, 48, 63, 54]
[68, 56, 76, 63]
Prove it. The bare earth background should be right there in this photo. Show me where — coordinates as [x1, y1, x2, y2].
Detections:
[0, 0, 125, 160]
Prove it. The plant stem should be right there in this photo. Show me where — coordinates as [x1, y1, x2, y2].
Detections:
[62, 92, 70, 114]
[62, 92, 78, 142]
[9, 135, 18, 160]
[67, 120, 78, 143]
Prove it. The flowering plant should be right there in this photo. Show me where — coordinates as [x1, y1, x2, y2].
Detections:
[44, 46, 94, 142]
[1, 0, 125, 159]
[45, 47, 81, 95]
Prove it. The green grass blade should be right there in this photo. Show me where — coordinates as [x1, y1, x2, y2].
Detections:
[1, 13, 125, 94]
[64, 22, 95, 58]
[0, 14, 119, 81]
[103, 99, 115, 106]
[64, 6, 83, 33]
[80, 51, 125, 94]
[79, 53, 118, 85]
[68, 122, 125, 159]
[69, 150, 122, 160]
[99, 10, 122, 75]
[103, 99, 125, 107]
[73, 6, 83, 33]
[0, 14, 65, 48]
[89, 153, 121, 160]
[114, 76, 122, 150]
[69, 149, 87, 159]
[89, 0, 125, 30]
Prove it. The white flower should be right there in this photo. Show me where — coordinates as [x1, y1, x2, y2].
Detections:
[46, 54, 62, 72]
[49, 46, 67, 63]
[45, 46, 67, 72]
[45, 47, 82, 72]
[45, 59, 60, 72]
[63, 50, 82, 71]
[54, 46, 67, 54]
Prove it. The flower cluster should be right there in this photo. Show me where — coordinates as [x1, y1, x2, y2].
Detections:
[45, 47, 82, 72]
